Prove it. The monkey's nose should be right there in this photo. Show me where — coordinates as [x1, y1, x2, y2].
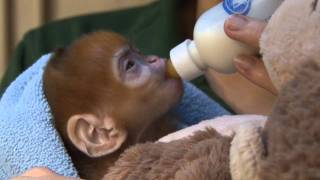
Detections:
[146, 55, 160, 64]
[146, 55, 165, 72]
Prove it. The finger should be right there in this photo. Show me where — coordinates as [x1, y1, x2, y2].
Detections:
[16, 168, 79, 179]
[224, 15, 267, 49]
[19, 167, 57, 177]
[233, 55, 278, 95]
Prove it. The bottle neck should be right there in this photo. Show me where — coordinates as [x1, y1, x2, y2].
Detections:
[187, 41, 206, 70]
[169, 40, 205, 81]
[166, 60, 180, 79]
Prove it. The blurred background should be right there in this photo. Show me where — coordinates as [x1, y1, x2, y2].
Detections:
[0, 0, 274, 115]
[0, 0, 157, 80]
[1, 0, 247, 115]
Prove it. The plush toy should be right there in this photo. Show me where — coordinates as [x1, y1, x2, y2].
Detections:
[103, 0, 320, 179]
[102, 60, 320, 180]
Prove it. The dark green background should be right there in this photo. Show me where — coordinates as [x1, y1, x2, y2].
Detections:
[0, 0, 233, 112]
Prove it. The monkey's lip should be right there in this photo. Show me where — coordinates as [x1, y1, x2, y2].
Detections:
[164, 59, 181, 80]
[148, 57, 165, 70]
[153, 58, 167, 77]
[163, 59, 183, 94]
[154, 58, 182, 88]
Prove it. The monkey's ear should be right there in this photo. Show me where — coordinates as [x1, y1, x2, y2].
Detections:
[67, 114, 127, 157]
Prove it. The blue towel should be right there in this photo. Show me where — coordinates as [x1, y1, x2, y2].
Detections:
[0, 54, 78, 179]
[0, 54, 229, 179]
[176, 82, 230, 129]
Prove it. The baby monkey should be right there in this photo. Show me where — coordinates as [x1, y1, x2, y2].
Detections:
[43, 31, 183, 179]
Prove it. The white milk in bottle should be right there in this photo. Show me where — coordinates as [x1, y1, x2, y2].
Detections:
[169, 0, 283, 80]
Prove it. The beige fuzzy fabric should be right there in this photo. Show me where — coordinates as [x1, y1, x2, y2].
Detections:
[104, 128, 232, 180]
[261, 0, 320, 91]
[259, 60, 320, 180]
[230, 60, 320, 180]
[229, 1, 320, 178]
[229, 123, 265, 180]
[103, 60, 320, 180]
[159, 115, 267, 143]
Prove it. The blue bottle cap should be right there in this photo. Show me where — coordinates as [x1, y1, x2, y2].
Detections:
[223, 0, 252, 15]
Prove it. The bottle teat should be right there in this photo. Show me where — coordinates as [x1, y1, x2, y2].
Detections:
[166, 59, 180, 79]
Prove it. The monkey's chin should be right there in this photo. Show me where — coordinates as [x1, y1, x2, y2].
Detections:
[165, 78, 184, 100]
[161, 59, 184, 99]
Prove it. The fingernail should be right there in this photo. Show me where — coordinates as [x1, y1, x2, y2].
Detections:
[226, 15, 248, 31]
[233, 56, 254, 71]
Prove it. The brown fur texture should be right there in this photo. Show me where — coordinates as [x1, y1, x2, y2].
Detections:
[260, 60, 320, 179]
[261, 0, 320, 90]
[101, 60, 320, 180]
[104, 128, 232, 180]
[43, 31, 183, 180]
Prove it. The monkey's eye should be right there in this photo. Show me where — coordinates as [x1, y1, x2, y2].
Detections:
[124, 59, 136, 71]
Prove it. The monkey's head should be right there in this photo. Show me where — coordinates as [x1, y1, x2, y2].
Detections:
[44, 31, 183, 158]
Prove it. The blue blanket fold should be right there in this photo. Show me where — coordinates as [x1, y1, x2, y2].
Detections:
[0, 54, 229, 179]
[176, 82, 230, 128]
[0, 54, 78, 179]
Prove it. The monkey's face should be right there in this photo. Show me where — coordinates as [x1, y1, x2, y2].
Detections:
[82, 32, 183, 132]
[45, 31, 183, 157]
[48, 31, 183, 134]
[111, 40, 184, 131]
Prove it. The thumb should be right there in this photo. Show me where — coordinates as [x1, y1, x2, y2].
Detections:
[234, 55, 278, 95]
[224, 15, 267, 49]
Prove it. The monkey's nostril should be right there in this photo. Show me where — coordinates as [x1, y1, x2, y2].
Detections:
[147, 56, 159, 63]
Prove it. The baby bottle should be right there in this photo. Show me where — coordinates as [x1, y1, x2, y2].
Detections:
[168, 0, 283, 80]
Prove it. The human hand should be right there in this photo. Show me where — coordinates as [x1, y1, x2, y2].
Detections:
[158, 115, 267, 143]
[11, 167, 81, 180]
[224, 15, 278, 95]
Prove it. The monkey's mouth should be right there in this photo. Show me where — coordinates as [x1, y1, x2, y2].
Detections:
[163, 60, 184, 96]
[153, 58, 183, 94]
[165, 59, 181, 80]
